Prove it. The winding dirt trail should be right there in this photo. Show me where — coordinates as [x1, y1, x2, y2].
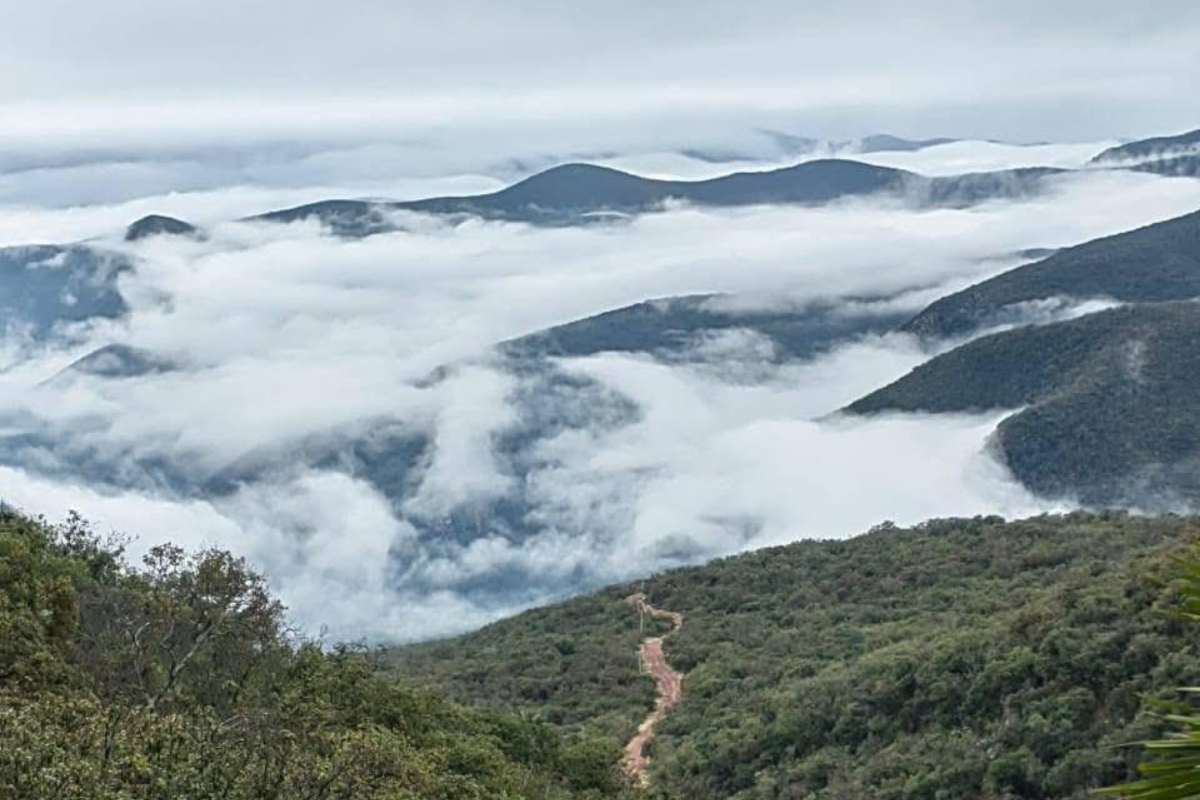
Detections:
[621, 592, 684, 785]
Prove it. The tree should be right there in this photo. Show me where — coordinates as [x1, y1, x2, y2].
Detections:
[75, 542, 287, 714]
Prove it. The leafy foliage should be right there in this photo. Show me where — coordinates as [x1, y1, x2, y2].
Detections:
[0, 509, 635, 800]
[1102, 551, 1200, 800]
[386, 513, 1200, 799]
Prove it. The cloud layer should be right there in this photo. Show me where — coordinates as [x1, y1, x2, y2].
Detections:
[1, 158, 1199, 640]
[2, 0, 1198, 190]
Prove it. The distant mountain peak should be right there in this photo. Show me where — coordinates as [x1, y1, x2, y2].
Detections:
[124, 214, 198, 242]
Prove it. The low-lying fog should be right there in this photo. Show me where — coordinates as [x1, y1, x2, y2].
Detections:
[3, 142, 1200, 641]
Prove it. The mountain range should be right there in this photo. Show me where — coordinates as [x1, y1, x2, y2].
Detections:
[3, 126, 1200, 628]
[7, 127, 1200, 798]
[112, 129, 1198, 240]
[1, 132, 1199, 581]
[0, 149, 1082, 341]
[253, 160, 1062, 234]
[89, 131, 1195, 243]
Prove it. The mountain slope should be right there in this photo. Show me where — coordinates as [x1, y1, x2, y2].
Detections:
[903, 209, 1200, 339]
[258, 160, 914, 231]
[1125, 155, 1200, 177]
[852, 302, 1200, 506]
[0, 244, 130, 339]
[54, 343, 178, 380]
[1090, 129, 1200, 165]
[384, 513, 1200, 799]
[500, 294, 906, 362]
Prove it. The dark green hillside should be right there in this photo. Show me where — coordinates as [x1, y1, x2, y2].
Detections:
[384, 513, 1200, 800]
[851, 302, 1200, 506]
[903, 209, 1200, 339]
[0, 510, 634, 800]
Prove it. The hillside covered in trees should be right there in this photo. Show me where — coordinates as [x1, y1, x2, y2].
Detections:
[848, 302, 1200, 507]
[386, 513, 1200, 800]
[902, 209, 1200, 340]
[0, 510, 636, 800]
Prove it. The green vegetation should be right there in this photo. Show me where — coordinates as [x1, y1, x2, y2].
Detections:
[0, 509, 634, 800]
[848, 302, 1200, 508]
[1102, 549, 1200, 800]
[903, 208, 1200, 339]
[385, 513, 1200, 799]
[383, 592, 668, 743]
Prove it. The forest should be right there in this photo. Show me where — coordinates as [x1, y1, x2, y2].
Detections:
[6, 500, 1200, 799]
[0, 509, 635, 800]
[388, 513, 1200, 799]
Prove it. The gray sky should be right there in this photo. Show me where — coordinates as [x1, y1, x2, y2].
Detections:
[3, 0, 1198, 158]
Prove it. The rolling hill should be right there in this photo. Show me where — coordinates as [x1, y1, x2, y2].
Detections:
[902, 208, 1200, 340]
[124, 214, 198, 241]
[852, 302, 1200, 507]
[252, 160, 1065, 234]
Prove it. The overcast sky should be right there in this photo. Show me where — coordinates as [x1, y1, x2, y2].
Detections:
[3, 0, 1198, 161]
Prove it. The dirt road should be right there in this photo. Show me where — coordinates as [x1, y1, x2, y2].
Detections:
[621, 593, 684, 785]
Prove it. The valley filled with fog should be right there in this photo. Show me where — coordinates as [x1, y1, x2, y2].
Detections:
[9, 4, 1200, 798]
[2, 134, 1199, 641]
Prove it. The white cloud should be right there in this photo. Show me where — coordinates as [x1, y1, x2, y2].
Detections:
[847, 140, 1119, 174]
[403, 366, 518, 519]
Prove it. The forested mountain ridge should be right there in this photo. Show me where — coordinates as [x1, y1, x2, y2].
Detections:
[851, 302, 1200, 507]
[384, 513, 1200, 800]
[251, 160, 1063, 233]
[902, 208, 1200, 340]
